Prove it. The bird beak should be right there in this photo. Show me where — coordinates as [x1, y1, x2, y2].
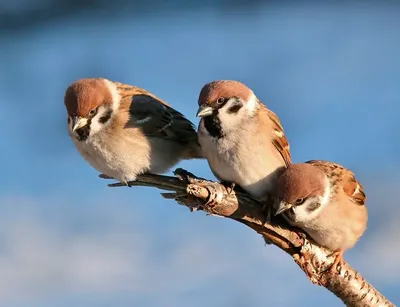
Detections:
[196, 105, 213, 118]
[71, 116, 88, 131]
[274, 201, 293, 216]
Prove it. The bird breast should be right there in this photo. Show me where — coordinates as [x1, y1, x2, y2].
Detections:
[71, 128, 152, 182]
[198, 122, 285, 199]
[292, 198, 368, 252]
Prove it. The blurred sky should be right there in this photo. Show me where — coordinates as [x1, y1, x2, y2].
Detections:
[0, 1, 399, 306]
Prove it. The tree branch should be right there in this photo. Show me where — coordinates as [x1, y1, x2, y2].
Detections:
[103, 169, 394, 307]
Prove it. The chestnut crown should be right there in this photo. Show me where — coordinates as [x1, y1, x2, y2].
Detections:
[275, 163, 326, 204]
[64, 78, 113, 117]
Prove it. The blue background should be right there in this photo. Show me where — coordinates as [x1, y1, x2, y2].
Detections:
[0, 1, 399, 306]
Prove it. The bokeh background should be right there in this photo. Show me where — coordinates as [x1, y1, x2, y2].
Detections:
[1, 1, 399, 306]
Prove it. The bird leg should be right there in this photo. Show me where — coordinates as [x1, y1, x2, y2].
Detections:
[123, 181, 132, 187]
[328, 250, 344, 273]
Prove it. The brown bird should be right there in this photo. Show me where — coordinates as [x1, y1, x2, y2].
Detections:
[273, 160, 368, 272]
[64, 77, 203, 184]
[196, 80, 291, 200]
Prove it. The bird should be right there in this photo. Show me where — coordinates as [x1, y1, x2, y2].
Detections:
[273, 160, 368, 272]
[64, 77, 203, 184]
[196, 80, 291, 201]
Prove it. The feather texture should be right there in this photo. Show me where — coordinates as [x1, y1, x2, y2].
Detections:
[65, 78, 203, 183]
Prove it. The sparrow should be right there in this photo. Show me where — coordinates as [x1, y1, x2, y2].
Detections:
[273, 160, 368, 272]
[64, 77, 203, 184]
[196, 80, 291, 201]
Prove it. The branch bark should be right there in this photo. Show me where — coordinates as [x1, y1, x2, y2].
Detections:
[103, 169, 395, 307]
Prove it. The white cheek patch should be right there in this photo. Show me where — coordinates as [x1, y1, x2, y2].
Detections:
[321, 177, 331, 206]
[293, 197, 324, 222]
[103, 78, 121, 109]
[217, 104, 237, 133]
[90, 106, 113, 135]
[90, 116, 103, 135]
[245, 93, 258, 115]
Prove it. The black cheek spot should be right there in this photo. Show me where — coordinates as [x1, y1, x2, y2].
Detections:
[306, 202, 321, 213]
[67, 117, 71, 124]
[227, 102, 243, 114]
[203, 115, 224, 139]
[99, 109, 113, 124]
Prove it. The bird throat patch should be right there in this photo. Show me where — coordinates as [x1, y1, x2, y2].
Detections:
[203, 115, 224, 139]
[75, 118, 92, 141]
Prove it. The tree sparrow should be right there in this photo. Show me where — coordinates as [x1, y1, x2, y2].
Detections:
[196, 80, 291, 200]
[64, 78, 203, 184]
[273, 160, 368, 271]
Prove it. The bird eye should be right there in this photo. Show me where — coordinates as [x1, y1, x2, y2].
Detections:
[217, 97, 225, 104]
[88, 108, 97, 116]
[295, 198, 305, 205]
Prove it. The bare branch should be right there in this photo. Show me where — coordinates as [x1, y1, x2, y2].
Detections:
[104, 169, 395, 307]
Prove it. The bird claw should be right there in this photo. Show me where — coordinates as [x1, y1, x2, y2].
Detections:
[296, 229, 308, 241]
[124, 181, 132, 187]
[174, 168, 200, 184]
[327, 250, 344, 273]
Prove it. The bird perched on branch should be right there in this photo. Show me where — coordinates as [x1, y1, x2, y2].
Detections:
[64, 78, 203, 184]
[273, 160, 368, 272]
[196, 80, 291, 201]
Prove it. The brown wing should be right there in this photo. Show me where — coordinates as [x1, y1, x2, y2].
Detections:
[306, 160, 366, 206]
[116, 83, 198, 144]
[262, 105, 292, 167]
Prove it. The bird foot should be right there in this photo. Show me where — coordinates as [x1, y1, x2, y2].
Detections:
[174, 168, 200, 184]
[295, 228, 308, 241]
[327, 250, 344, 273]
[124, 181, 132, 187]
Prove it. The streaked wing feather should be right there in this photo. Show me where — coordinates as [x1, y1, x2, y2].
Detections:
[129, 94, 197, 142]
[306, 160, 366, 206]
[265, 107, 292, 167]
[115, 82, 197, 143]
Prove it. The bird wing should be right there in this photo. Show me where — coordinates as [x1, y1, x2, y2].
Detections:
[116, 83, 198, 144]
[306, 160, 366, 206]
[264, 106, 292, 168]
